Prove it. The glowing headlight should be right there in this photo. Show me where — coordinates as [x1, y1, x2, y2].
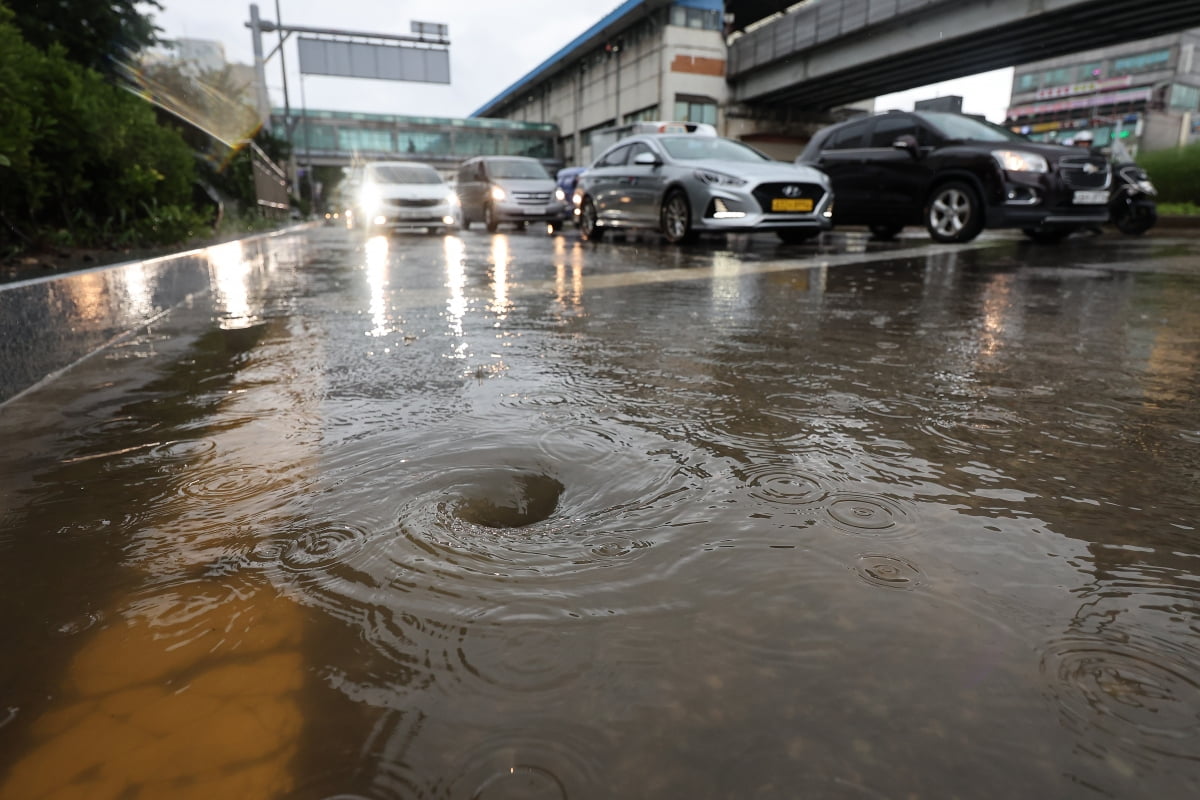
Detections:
[554, 187, 566, 202]
[446, 192, 460, 206]
[360, 184, 382, 213]
[991, 150, 1048, 173]
[694, 169, 747, 187]
[490, 185, 507, 202]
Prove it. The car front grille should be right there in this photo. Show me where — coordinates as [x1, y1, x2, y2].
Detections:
[1057, 157, 1110, 190]
[752, 183, 826, 213]
[513, 191, 552, 206]
[386, 198, 441, 208]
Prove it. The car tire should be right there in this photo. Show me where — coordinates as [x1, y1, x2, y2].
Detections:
[925, 181, 983, 243]
[776, 229, 817, 244]
[869, 224, 903, 241]
[661, 190, 695, 244]
[580, 197, 604, 241]
[485, 204, 499, 233]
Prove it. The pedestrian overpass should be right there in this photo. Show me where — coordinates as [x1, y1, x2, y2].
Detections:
[726, 0, 1200, 109]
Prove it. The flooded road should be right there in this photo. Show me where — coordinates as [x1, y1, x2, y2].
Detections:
[1, 227, 1198, 799]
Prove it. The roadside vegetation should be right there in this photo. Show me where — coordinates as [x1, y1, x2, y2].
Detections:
[0, 0, 292, 270]
[1139, 142, 1200, 210]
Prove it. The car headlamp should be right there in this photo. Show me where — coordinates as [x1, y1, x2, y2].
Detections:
[694, 169, 747, 187]
[490, 185, 507, 202]
[554, 187, 566, 202]
[360, 183, 382, 213]
[991, 150, 1048, 174]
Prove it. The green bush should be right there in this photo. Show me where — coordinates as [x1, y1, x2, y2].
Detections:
[0, 3, 203, 250]
[1139, 142, 1200, 205]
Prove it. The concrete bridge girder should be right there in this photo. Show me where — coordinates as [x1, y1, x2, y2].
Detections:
[729, 0, 1200, 109]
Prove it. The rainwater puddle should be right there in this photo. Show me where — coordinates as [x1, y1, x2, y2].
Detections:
[1, 229, 1198, 798]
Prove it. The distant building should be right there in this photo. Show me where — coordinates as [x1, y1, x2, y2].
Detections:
[1007, 28, 1200, 153]
[914, 95, 963, 114]
[471, 0, 730, 165]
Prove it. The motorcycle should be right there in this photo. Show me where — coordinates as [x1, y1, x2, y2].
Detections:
[1107, 138, 1158, 236]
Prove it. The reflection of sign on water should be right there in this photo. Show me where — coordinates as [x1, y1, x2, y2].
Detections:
[297, 37, 450, 84]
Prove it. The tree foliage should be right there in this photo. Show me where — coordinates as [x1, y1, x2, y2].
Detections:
[4, 0, 162, 77]
[0, 3, 205, 250]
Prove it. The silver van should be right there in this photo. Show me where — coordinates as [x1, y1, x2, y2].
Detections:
[456, 156, 565, 232]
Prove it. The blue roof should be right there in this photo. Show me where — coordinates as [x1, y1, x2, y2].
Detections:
[470, 0, 722, 119]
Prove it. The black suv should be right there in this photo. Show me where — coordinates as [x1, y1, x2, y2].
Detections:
[797, 110, 1111, 243]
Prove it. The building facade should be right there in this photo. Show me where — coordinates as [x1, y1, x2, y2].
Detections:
[471, 0, 729, 166]
[1007, 28, 1200, 153]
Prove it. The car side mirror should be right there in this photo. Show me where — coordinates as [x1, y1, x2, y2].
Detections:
[633, 152, 661, 166]
[892, 135, 920, 157]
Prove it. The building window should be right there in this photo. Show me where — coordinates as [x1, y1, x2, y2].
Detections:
[1015, 73, 1039, 92]
[1044, 67, 1074, 87]
[1169, 83, 1200, 111]
[669, 4, 723, 31]
[1076, 61, 1103, 82]
[674, 94, 717, 125]
[1113, 49, 1171, 75]
[624, 105, 660, 124]
[338, 128, 392, 153]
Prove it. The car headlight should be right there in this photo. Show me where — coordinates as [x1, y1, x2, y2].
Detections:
[554, 187, 566, 202]
[694, 169, 747, 187]
[446, 192, 460, 207]
[490, 185, 507, 202]
[360, 184, 382, 213]
[991, 150, 1048, 173]
[1137, 180, 1157, 194]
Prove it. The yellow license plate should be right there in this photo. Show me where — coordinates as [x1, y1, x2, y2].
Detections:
[771, 198, 813, 212]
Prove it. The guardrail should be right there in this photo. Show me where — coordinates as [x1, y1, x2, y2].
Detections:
[250, 141, 290, 219]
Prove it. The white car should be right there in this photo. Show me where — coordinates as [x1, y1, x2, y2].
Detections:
[357, 161, 459, 234]
[576, 134, 834, 245]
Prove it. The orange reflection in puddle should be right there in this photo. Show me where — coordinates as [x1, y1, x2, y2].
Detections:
[1, 585, 303, 799]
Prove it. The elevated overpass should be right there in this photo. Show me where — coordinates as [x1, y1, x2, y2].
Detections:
[727, 0, 1200, 109]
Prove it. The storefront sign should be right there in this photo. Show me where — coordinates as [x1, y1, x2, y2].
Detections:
[1034, 75, 1133, 100]
[1008, 87, 1152, 119]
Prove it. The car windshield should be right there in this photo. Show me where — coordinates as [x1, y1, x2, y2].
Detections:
[488, 160, 550, 179]
[918, 112, 1027, 143]
[369, 165, 442, 184]
[659, 136, 770, 163]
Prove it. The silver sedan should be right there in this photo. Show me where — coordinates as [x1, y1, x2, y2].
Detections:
[576, 134, 834, 244]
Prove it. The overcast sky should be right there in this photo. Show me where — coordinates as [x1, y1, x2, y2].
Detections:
[150, 0, 1015, 122]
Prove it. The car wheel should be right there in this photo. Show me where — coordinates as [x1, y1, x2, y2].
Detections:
[869, 224, 903, 241]
[485, 203, 499, 233]
[580, 197, 604, 241]
[776, 229, 817, 244]
[1113, 202, 1157, 235]
[1022, 226, 1073, 244]
[661, 190, 695, 244]
[925, 182, 983, 243]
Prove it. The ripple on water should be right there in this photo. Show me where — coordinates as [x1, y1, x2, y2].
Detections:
[448, 727, 602, 800]
[1040, 626, 1200, 760]
[445, 605, 597, 701]
[914, 407, 1023, 455]
[388, 439, 699, 600]
[824, 492, 915, 538]
[853, 553, 924, 591]
[249, 521, 371, 572]
[740, 461, 829, 506]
